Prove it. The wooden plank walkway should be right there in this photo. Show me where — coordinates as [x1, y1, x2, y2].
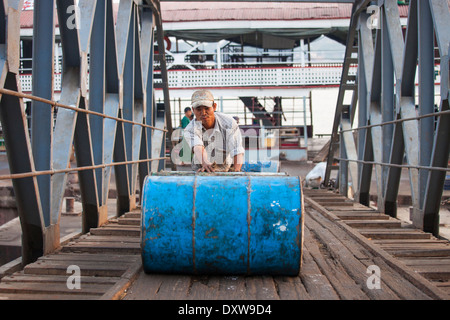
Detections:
[304, 189, 450, 299]
[1, 189, 449, 300]
[123, 190, 449, 300]
[0, 210, 142, 300]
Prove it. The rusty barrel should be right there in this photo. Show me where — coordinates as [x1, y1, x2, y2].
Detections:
[141, 173, 303, 276]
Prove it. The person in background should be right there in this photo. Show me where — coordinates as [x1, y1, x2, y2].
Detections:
[181, 107, 193, 129]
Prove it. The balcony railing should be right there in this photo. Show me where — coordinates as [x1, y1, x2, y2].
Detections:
[19, 65, 356, 92]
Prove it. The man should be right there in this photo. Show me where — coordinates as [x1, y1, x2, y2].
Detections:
[181, 107, 193, 129]
[183, 90, 245, 173]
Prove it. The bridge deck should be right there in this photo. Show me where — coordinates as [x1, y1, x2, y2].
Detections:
[0, 190, 449, 300]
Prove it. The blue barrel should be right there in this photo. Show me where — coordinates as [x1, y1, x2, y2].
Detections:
[141, 173, 303, 276]
[241, 161, 280, 173]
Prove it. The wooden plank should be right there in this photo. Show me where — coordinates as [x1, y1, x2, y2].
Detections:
[306, 194, 347, 199]
[326, 206, 377, 212]
[123, 212, 142, 219]
[400, 258, 450, 266]
[434, 285, 450, 297]
[215, 276, 248, 300]
[152, 275, 192, 300]
[361, 230, 432, 240]
[322, 202, 356, 207]
[100, 260, 142, 300]
[373, 239, 448, 245]
[379, 244, 450, 250]
[124, 274, 192, 300]
[118, 218, 141, 226]
[76, 235, 141, 243]
[272, 276, 311, 300]
[23, 261, 130, 277]
[305, 212, 400, 300]
[334, 210, 381, 214]
[89, 227, 140, 237]
[0, 281, 110, 296]
[358, 257, 433, 300]
[244, 276, 280, 300]
[186, 276, 220, 300]
[303, 227, 369, 300]
[37, 253, 140, 263]
[335, 213, 390, 221]
[387, 248, 450, 258]
[298, 246, 340, 300]
[435, 280, 450, 288]
[61, 241, 141, 254]
[0, 293, 99, 300]
[311, 198, 351, 203]
[305, 196, 450, 300]
[1, 272, 120, 285]
[305, 214, 370, 261]
[411, 266, 450, 281]
[122, 273, 165, 300]
[347, 220, 402, 229]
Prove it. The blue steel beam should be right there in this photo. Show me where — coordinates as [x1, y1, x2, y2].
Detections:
[31, 0, 55, 229]
[131, 10, 145, 199]
[327, 0, 449, 235]
[115, 2, 136, 215]
[422, 0, 450, 236]
[73, 0, 104, 233]
[417, 0, 436, 212]
[52, 0, 83, 228]
[382, 1, 406, 218]
[0, 0, 168, 263]
[381, 6, 395, 197]
[0, 0, 47, 265]
[139, 9, 155, 199]
[102, 0, 121, 207]
[0, 72, 45, 264]
[90, 0, 107, 206]
[400, 0, 421, 227]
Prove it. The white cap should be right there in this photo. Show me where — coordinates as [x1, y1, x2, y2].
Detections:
[191, 90, 214, 109]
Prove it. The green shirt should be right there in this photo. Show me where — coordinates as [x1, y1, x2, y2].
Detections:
[181, 116, 191, 129]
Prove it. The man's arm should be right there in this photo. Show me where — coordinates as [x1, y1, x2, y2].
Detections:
[233, 153, 244, 172]
[226, 120, 245, 172]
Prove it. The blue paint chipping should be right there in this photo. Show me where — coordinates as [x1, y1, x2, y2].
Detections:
[141, 174, 302, 276]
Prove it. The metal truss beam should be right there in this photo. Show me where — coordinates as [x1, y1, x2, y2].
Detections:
[326, 0, 450, 237]
[0, 0, 168, 264]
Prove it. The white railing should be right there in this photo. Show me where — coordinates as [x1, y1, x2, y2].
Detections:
[19, 64, 443, 92]
[159, 65, 355, 88]
[20, 65, 355, 92]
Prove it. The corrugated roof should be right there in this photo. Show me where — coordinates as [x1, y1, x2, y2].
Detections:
[19, 2, 413, 29]
[160, 2, 354, 22]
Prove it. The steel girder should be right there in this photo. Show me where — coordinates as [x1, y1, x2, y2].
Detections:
[325, 0, 450, 236]
[0, 0, 168, 264]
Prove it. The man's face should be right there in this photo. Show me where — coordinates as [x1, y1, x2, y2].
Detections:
[193, 104, 217, 129]
[186, 110, 193, 118]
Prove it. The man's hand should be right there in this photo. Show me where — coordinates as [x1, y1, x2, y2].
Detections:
[193, 146, 215, 173]
[197, 160, 215, 173]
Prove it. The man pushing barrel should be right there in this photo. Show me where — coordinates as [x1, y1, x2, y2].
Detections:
[183, 90, 245, 173]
